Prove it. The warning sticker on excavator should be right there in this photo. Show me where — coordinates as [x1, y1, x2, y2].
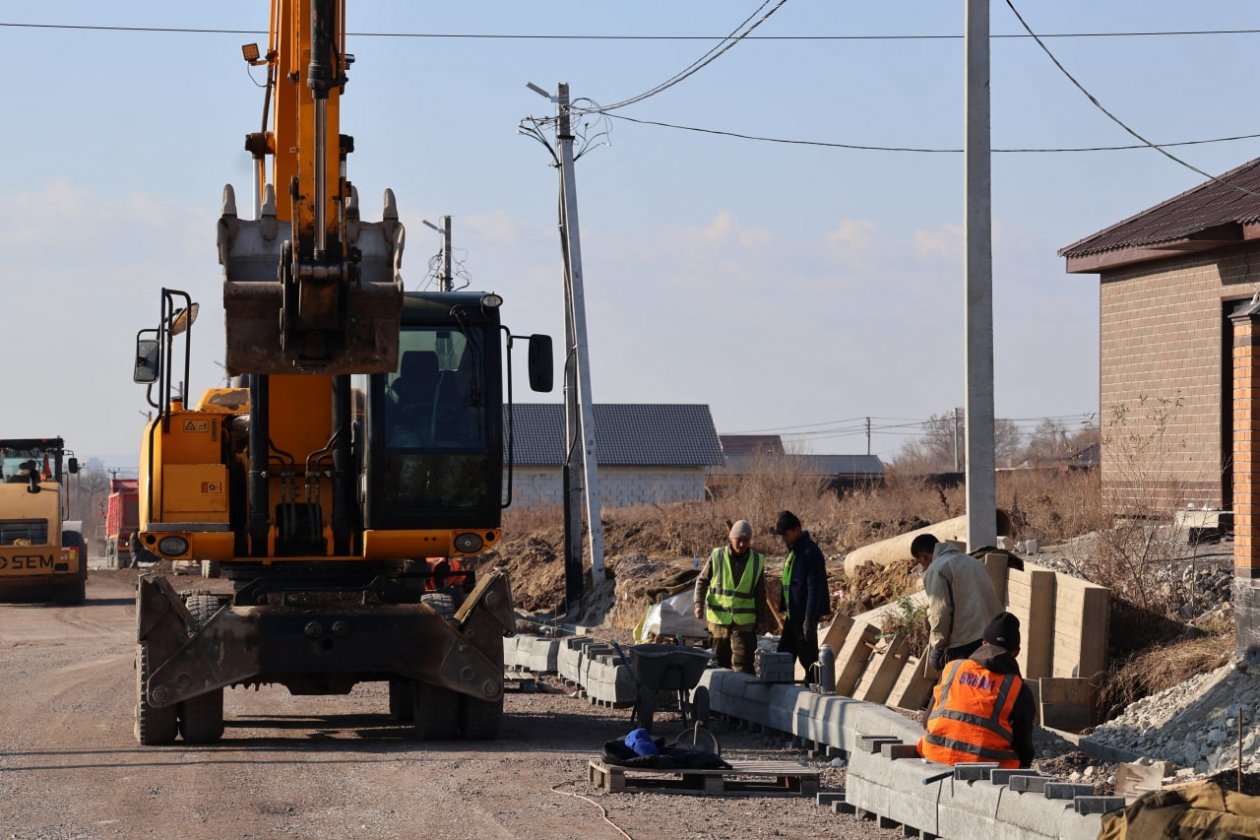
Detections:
[183, 420, 209, 433]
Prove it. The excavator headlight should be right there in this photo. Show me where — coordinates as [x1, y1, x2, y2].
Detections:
[480, 293, 503, 310]
[453, 533, 483, 554]
[157, 536, 189, 557]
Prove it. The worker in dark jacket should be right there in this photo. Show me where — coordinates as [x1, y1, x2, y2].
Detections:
[772, 510, 830, 681]
[918, 612, 1036, 769]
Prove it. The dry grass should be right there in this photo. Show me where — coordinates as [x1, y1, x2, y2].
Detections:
[878, 596, 930, 653]
[497, 460, 1107, 615]
[1095, 626, 1233, 721]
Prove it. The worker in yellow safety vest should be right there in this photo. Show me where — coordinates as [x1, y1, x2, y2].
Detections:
[692, 520, 767, 674]
[918, 612, 1035, 769]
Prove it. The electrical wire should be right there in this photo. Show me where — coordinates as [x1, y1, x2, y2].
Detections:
[6, 21, 1260, 40]
[575, 0, 791, 116]
[605, 112, 1260, 155]
[1002, 0, 1260, 198]
[549, 781, 635, 840]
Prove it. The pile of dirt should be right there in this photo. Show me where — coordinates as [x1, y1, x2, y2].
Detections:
[1034, 751, 1116, 795]
[832, 557, 919, 616]
[486, 529, 565, 613]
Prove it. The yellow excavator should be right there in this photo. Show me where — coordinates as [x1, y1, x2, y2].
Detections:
[130, 1, 552, 744]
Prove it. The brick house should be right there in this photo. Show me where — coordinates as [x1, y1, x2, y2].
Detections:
[506, 403, 723, 508]
[1060, 157, 1260, 514]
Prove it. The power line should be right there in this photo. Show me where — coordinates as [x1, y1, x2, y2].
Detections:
[1002, 0, 1260, 199]
[605, 112, 1260, 155]
[577, 0, 792, 116]
[5, 21, 1260, 40]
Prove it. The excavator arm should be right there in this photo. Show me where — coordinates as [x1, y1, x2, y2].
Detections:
[219, 0, 403, 375]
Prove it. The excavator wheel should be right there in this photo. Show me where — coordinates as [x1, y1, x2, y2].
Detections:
[459, 695, 503, 741]
[420, 591, 457, 621]
[179, 595, 225, 743]
[135, 643, 177, 745]
[388, 679, 414, 723]
[411, 681, 460, 741]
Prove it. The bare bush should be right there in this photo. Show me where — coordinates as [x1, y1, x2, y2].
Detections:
[1068, 394, 1194, 615]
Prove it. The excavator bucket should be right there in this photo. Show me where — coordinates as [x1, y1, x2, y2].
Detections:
[218, 185, 405, 376]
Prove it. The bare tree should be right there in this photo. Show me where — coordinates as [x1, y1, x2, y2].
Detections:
[891, 408, 1023, 472]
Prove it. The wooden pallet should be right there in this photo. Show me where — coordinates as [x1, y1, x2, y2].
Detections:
[503, 671, 537, 693]
[588, 760, 820, 797]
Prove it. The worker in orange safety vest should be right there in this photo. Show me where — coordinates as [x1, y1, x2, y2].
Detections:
[424, 557, 468, 591]
[918, 612, 1036, 769]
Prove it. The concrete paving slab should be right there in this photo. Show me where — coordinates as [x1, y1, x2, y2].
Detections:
[1043, 782, 1094, 800]
[991, 769, 1042, 787]
[953, 762, 999, 781]
[1009, 775, 1052, 794]
[1073, 796, 1125, 816]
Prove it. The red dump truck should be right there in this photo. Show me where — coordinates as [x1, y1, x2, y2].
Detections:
[104, 478, 139, 569]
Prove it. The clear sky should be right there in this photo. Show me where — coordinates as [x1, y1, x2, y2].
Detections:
[3, 1, 1258, 468]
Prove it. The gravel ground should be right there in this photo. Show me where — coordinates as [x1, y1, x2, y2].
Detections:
[0, 572, 905, 840]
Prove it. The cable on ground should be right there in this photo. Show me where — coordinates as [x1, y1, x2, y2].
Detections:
[550, 780, 636, 840]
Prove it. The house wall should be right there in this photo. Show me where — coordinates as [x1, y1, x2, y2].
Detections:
[1098, 244, 1260, 512]
[508, 466, 708, 508]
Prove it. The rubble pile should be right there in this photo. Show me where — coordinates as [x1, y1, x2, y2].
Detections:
[1089, 662, 1260, 774]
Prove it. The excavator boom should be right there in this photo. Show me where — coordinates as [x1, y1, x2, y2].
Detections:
[219, 0, 402, 375]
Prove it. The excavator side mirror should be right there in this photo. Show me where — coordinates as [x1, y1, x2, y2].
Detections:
[67, 457, 79, 475]
[134, 338, 160, 384]
[527, 334, 553, 393]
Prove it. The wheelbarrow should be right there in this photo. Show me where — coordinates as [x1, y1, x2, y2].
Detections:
[612, 642, 713, 733]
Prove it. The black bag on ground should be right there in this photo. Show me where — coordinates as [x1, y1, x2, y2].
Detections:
[601, 738, 731, 771]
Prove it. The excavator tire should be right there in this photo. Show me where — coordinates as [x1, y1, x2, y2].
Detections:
[459, 695, 503, 740]
[411, 681, 460, 741]
[179, 595, 225, 743]
[55, 578, 86, 605]
[135, 643, 177, 745]
[420, 591, 457, 621]
[389, 679, 414, 723]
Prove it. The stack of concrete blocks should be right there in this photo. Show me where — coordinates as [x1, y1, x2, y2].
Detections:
[583, 649, 638, 706]
[755, 651, 796, 683]
[502, 636, 527, 671]
[696, 669, 1120, 838]
[699, 669, 922, 755]
[557, 636, 595, 685]
[522, 636, 560, 674]
[502, 635, 560, 674]
[847, 746, 1118, 839]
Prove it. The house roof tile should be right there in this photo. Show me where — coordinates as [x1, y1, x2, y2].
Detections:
[508, 403, 724, 467]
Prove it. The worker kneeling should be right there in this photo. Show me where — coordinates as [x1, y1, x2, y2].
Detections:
[917, 612, 1035, 769]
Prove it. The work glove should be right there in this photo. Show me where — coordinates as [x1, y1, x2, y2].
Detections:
[928, 647, 946, 672]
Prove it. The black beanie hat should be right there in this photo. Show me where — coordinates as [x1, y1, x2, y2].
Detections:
[982, 612, 1021, 651]
[771, 510, 801, 535]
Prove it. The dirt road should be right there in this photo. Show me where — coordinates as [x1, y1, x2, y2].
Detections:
[0, 572, 900, 840]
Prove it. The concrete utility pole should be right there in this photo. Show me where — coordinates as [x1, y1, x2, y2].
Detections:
[964, 0, 997, 549]
[423, 215, 454, 292]
[439, 215, 452, 292]
[865, 417, 871, 456]
[554, 82, 606, 589]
